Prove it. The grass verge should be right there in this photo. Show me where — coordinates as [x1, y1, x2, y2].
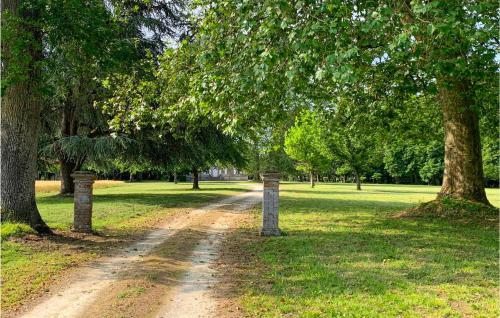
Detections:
[218, 183, 499, 318]
[1, 223, 35, 240]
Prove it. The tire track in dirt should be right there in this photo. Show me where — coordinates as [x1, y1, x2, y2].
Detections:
[19, 187, 261, 318]
[155, 194, 261, 318]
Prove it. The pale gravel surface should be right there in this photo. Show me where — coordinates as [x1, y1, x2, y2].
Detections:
[19, 186, 261, 318]
[155, 191, 261, 318]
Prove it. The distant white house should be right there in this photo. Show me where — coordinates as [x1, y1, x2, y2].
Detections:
[202, 167, 248, 181]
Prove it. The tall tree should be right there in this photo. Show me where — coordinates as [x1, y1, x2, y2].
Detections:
[193, 0, 497, 204]
[169, 120, 246, 190]
[1, 0, 187, 231]
[319, 98, 382, 191]
[246, 132, 297, 182]
[382, 95, 444, 185]
[45, 0, 185, 194]
[1, 0, 50, 232]
[285, 110, 329, 188]
[101, 41, 246, 190]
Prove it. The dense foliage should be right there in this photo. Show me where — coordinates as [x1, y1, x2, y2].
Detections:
[184, 0, 498, 201]
[1, 0, 498, 231]
[32, 0, 499, 189]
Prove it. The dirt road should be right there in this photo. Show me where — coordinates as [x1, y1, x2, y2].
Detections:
[19, 187, 261, 318]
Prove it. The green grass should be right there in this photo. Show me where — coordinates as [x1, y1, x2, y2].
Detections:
[2, 181, 498, 316]
[1, 242, 96, 308]
[1, 223, 35, 240]
[239, 183, 499, 318]
[1, 181, 253, 311]
[35, 181, 253, 231]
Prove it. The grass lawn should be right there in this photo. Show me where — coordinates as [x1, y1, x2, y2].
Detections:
[230, 183, 499, 318]
[1, 180, 253, 312]
[34, 180, 252, 231]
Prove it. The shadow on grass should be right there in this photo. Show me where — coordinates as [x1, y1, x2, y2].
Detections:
[217, 225, 498, 299]
[141, 187, 252, 193]
[214, 198, 499, 315]
[269, 225, 495, 288]
[19, 227, 147, 257]
[279, 196, 416, 214]
[37, 191, 241, 208]
[282, 188, 439, 196]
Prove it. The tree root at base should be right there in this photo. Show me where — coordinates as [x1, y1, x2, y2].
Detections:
[393, 197, 498, 227]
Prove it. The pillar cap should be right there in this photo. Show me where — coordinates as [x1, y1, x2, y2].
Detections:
[261, 172, 280, 181]
[71, 171, 96, 181]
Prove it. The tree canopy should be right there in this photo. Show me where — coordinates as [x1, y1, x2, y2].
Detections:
[285, 110, 329, 187]
[1, 0, 498, 232]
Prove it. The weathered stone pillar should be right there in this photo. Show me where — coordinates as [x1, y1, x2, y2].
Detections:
[260, 173, 281, 236]
[71, 171, 96, 233]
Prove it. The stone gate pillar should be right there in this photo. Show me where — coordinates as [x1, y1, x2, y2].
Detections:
[71, 171, 96, 233]
[260, 173, 281, 236]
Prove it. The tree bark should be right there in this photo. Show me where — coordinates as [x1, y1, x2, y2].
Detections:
[192, 167, 200, 190]
[0, 0, 51, 233]
[310, 171, 315, 188]
[438, 80, 489, 204]
[60, 159, 76, 194]
[354, 170, 362, 191]
[58, 96, 79, 194]
[173, 172, 178, 184]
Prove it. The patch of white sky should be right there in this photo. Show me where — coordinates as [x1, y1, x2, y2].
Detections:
[474, 21, 499, 63]
[103, 0, 190, 49]
[372, 53, 389, 65]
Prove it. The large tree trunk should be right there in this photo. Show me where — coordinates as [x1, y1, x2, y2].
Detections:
[0, 0, 51, 233]
[59, 157, 79, 194]
[60, 159, 76, 194]
[310, 171, 315, 188]
[438, 80, 489, 204]
[354, 170, 362, 191]
[1, 81, 50, 232]
[192, 167, 200, 190]
[59, 99, 79, 194]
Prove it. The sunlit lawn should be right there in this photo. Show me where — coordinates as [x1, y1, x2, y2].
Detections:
[36, 180, 252, 231]
[239, 183, 499, 318]
[1, 181, 253, 312]
[2, 181, 498, 316]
